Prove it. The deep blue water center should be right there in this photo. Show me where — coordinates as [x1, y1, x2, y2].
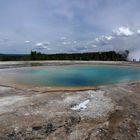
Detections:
[4, 64, 140, 87]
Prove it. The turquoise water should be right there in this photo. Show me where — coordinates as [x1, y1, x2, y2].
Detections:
[2, 64, 140, 87]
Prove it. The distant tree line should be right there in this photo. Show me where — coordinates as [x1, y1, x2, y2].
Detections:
[0, 50, 129, 61]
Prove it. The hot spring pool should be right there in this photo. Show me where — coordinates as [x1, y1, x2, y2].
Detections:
[1, 64, 140, 87]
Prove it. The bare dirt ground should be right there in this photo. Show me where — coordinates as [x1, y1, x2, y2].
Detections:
[0, 81, 140, 140]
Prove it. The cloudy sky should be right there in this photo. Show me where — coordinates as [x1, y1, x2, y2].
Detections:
[0, 0, 140, 60]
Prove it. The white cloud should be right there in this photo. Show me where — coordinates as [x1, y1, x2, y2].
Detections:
[24, 40, 31, 44]
[95, 35, 113, 43]
[60, 36, 67, 40]
[35, 42, 51, 51]
[95, 36, 104, 42]
[91, 44, 97, 48]
[35, 42, 50, 46]
[73, 41, 77, 44]
[113, 26, 134, 36]
[137, 30, 140, 35]
[95, 37, 100, 42]
[35, 42, 43, 47]
[105, 36, 114, 41]
[41, 46, 51, 50]
[62, 41, 71, 45]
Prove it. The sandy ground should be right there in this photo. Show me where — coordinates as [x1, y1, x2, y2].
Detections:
[0, 61, 140, 140]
